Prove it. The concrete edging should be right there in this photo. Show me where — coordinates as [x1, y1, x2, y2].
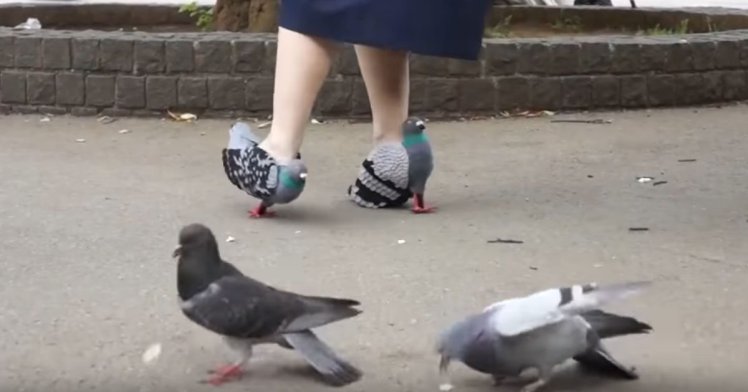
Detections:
[1, 26, 748, 118]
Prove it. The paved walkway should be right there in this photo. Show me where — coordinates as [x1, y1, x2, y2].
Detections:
[1, 105, 747, 391]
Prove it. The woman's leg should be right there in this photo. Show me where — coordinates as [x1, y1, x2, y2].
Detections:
[345, 44, 416, 210]
[354, 44, 410, 143]
[258, 27, 338, 162]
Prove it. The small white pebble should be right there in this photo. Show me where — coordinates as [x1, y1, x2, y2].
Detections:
[257, 121, 271, 129]
[225, 236, 236, 243]
[142, 343, 162, 364]
[118, 129, 130, 134]
[294, 230, 302, 234]
[311, 118, 324, 124]
[397, 239, 406, 245]
[439, 383, 454, 391]
[40, 116, 51, 122]
[637, 177, 654, 183]
[75, 138, 86, 143]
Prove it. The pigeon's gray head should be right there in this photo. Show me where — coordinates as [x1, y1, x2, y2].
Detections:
[402, 117, 426, 136]
[173, 223, 220, 261]
[275, 160, 308, 203]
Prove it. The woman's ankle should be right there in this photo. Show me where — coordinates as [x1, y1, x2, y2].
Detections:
[257, 137, 299, 164]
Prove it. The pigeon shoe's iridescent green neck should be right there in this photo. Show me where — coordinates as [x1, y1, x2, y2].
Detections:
[280, 169, 305, 190]
[403, 132, 428, 148]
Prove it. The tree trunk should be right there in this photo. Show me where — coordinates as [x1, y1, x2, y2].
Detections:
[248, 0, 279, 32]
[213, 0, 278, 32]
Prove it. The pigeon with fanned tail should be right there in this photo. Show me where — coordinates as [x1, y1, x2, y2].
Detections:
[347, 117, 436, 213]
[222, 122, 307, 218]
[436, 281, 653, 392]
[173, 223, 363, 386]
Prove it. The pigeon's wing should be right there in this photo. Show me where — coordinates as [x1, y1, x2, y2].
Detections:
[489, 281, 651, 338]
[221, 147, 278, 199]
[180, 275, 316, 339]
[348, 142, 411, 208]
[366, 142, 410, 190]
[222, 148, 246, 191]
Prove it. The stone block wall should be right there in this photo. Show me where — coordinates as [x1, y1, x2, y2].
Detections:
[1, 28, 748, 118]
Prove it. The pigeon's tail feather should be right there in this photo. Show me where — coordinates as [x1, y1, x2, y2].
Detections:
[283, 330, 363, 386]
[558, 281, 652, 317]
[573, 343, 640, 380]
[302, 295, 361, 308]
[227, 122, 260, 149]
[284, 296, 362, 331]
[581, 310, 653, 339]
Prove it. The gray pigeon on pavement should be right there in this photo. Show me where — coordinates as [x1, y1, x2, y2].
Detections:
[222, 122, 308, 218]
[347, 117, 436, 213]
[436, 281, 652, 392]
[173, 223, 363, 386]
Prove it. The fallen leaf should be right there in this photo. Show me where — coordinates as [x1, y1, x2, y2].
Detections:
[167, 110, 197, 122]
[257, 121, 271, 129]
[97, 116, 117, 124]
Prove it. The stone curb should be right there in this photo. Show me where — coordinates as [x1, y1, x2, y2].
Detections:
[1, 27, 748, 118]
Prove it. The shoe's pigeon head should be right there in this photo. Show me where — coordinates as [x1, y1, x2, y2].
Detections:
[402, 117, 430, 151]
[277, 160, 308, 199]
[402, 117, 427, 136]
[173, 223, 219, 260]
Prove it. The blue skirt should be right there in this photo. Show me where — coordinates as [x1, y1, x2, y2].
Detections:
[279, 0, 493, 61]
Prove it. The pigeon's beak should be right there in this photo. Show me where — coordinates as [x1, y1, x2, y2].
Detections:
[299, 172, 308, 179]
[172, 245, 182, 259]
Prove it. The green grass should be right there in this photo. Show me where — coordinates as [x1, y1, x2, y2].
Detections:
[484, 15, 513, 38]
[638, 19, 690, 35]
[550, 16, 582, 33]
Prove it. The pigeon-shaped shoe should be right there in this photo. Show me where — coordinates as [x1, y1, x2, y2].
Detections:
[436, 281, 653, 392]
[347, 117, 435, 213]
[173, 223, 363, 386]
[222, 122, 307, 218]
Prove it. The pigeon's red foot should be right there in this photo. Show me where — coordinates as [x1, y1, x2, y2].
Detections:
[248, 204, 275, 219]
[412, 193, 437, 214]
[412, 205, 437, 214]
[203, 364, 244, 385]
